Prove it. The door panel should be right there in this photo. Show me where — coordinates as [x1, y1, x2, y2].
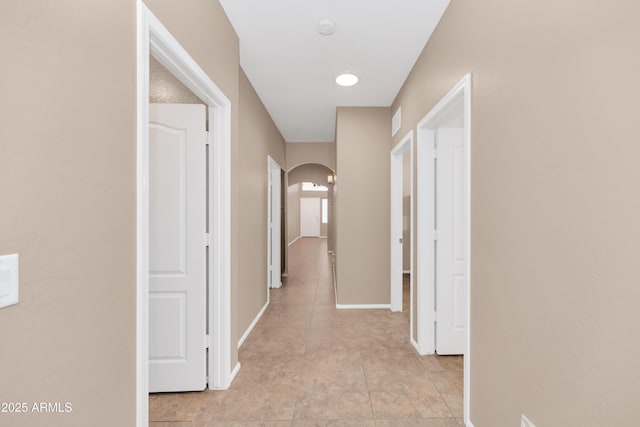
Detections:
[435, 127, 466, 355]
[149, 103, 207, 392]
[300, 197, 321, 237]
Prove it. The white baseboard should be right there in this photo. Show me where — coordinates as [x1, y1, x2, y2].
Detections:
[332, 261, 338, 306]
[403, 270, 412, 274]
[229, 362, 241, 384]
[466, 420, 474, 427]
[410, 337, 420, 354]
[237, 300, 269, 349]
[208, 361, 241, 390]
[336, 304, 391, 310]
[319, 236, 327, 239]
[288, 235, 302, 246]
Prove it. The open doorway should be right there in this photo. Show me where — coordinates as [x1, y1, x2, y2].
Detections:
[416, 74, 471, 424]
[286, 164, 334, 247]
[268, 156, 283, 290]
[390, 131, 414, 341]
[137, 5, 233, 425]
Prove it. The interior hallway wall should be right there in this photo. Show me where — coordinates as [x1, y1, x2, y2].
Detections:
[287, 184, 301, 244]
[238, 68, 286, 340]
[150, 56, 204, 104]
[391, 0, 640, 425]
[286, 142, 336, 171]
[0, 1, 137, 426]
[335, 107, 391, 305]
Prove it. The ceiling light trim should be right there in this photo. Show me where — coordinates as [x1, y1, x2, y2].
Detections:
[335, 72, 359, 87]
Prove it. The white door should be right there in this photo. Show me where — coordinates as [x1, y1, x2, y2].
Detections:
[300, 198, 321, 237]
[435, 128, 467, 355]
[268, 157, 282, 289]
[149, 103, 207, 392]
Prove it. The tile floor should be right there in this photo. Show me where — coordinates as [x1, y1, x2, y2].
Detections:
[150, 238, 463, 426]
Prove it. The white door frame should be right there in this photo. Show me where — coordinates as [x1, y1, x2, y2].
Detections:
[416, 74, 471, 425]
[137, 3, 233, 425]
[267, 156, 282, 290]
[390, 131, 413, 314]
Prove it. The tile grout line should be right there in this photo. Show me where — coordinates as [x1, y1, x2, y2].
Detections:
[361, 355, 377, 421]
[292, 239, 323, 423]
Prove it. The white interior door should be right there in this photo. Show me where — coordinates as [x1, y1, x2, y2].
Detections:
[300, 197, 321, 237]
[268, 157, 282, 289]
[435, 127, 466, 355]
[149, 103, 207, 392]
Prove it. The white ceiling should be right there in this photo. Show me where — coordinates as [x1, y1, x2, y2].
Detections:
[219, 0, 451, 143]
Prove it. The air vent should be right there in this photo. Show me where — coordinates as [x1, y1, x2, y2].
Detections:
[392, 107, 402, 137]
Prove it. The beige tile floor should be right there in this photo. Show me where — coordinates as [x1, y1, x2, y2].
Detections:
[150, 238, 463, 426]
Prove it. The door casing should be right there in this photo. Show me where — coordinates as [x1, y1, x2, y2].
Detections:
[416, 74, 471, 425]
[390, 132, 413, 321]
[268, 156, 282, 290]
[137, 3, 233, 425]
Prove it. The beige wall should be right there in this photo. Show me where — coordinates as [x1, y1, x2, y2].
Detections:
[0, 1, 137, 426]
[0, 2, 283, 425]
[286, 142, 336, 171]
[392, 0, 640, 425]
[150, 56, 204, 104]
[237, 69, 286, 340]
[288, 163, 333, 187]
[287, 184, 301, 244]
[335, 107, 391, 305]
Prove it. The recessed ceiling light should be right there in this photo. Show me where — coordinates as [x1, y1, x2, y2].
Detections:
[318, 19, 335, 36]
[335, 73, 359, 87]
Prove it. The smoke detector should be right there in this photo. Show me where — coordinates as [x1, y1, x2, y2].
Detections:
[318, 19, 336, 36]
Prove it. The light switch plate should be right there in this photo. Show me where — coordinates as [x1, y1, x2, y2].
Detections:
[0, 254, 19, 308]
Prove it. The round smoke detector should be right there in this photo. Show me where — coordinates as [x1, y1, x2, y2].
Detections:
[318, 19, 336, 36]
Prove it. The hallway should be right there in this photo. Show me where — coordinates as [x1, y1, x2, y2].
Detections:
[150, 238, 463, 426]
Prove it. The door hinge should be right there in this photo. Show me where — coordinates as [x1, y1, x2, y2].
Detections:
[398, 238, 403, 244]
[204, 233, 212, 247]
[433, 230, 438, 240]
[205, 334, 212, 349]
[205, 130, 210, 146]
[433, 310, 438, 322]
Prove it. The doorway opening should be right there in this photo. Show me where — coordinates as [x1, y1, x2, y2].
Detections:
[416, 74, 471, 424]
[390, 131, 414, 341]
[268, 156, 283, 290]
[286, 164, 334, 249]
[137, 3, 233, 425]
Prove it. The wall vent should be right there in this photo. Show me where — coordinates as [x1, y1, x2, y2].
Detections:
[391, 107, 401, 137]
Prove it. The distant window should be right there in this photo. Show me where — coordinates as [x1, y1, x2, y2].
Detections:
[302, 182, 328, 192]
[321, 199, 328, 224]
